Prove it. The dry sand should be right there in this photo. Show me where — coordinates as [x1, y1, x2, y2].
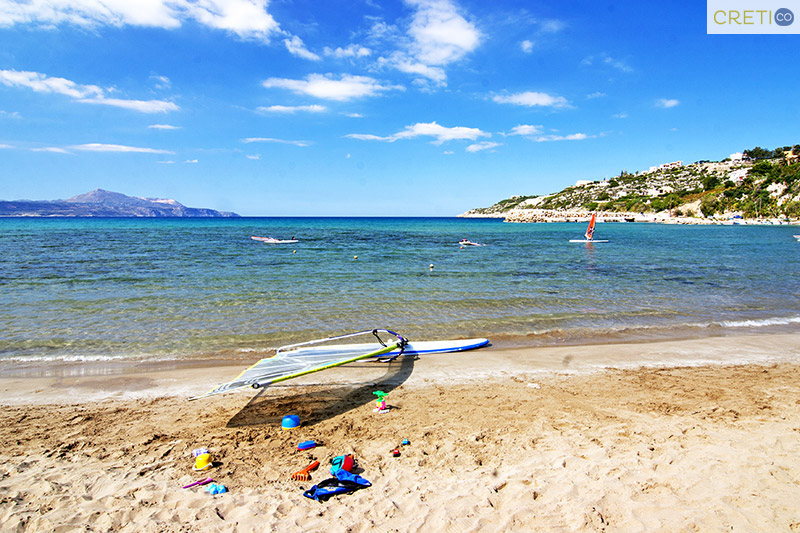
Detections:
[1, 334, 800, 531]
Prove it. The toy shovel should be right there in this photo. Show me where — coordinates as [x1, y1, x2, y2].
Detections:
[290, 460, 319, 481]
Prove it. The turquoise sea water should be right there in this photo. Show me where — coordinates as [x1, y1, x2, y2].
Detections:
[1, 217, 799, 363]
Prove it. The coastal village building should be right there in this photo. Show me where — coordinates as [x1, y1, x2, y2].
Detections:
[648, 161, 684, 172]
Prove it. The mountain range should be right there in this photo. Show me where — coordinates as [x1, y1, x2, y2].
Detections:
[0, 189, 239, 217]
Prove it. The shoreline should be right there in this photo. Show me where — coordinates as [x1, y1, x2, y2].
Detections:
[2, 333, 800, 530]
[1, 332, 798, 404]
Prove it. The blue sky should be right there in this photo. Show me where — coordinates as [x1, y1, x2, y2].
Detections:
[0, 0, 798, 216]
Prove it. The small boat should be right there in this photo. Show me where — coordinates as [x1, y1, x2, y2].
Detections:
[794, 234, 800, 241]
[458, 238, 485, 246]
[569, 212, 609, 243]
[251, 235, 299, 244]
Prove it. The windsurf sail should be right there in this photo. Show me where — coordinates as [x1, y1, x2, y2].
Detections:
[584, 212, 597, 241]
[191, 329, 407, 400]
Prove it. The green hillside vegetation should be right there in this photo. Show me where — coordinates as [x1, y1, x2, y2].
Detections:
[470, 145, 800, 220]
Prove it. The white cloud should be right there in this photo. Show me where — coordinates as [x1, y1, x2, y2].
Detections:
[0, 69, 178, 113]
[283, 35, 320, 61]
[612, 112, 628, 119]
[532, 133, 592, 142]
[31, 146, 70, 153]
[466, 141, 501, 153]
[324, 45, 372, 59]
[241, 137, 311, 147]
[150, 75, 171, 90]
[0, 109, 21, 119]
[0, 69, 103, 98]
[185, 159, 198, 163]
[346, 121, 490, 145]
[342, 112, 364, 118]
[246, 154, 260, 160]
[262, 73, 403, 101]
[520, 40, 534, 53]
[149, 124, 180, 130]
[257, 104, 327, 114]
[406, 0, 481, 66]
[0, 143, 14, 149]
[71, 143, 174, 154]
[586, 91, 606, 99]
[0, 0, 281, 42]
[80, 97, 179, 113]
[582, 54, 632, 73]
[505, 124, 543, 137]
[657, 98, 680, 108]
[385, 54, 446, 85]
[372, 0, 480, 86]
[493, 91, 570, 109]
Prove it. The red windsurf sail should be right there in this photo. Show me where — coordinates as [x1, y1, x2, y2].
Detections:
[584, 212, 596, 241]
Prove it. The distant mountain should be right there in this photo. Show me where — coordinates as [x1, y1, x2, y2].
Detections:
[0, 189, 239, 217]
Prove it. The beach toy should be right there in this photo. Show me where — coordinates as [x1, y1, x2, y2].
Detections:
[297, 440, 317, 451]
[205, 483, 227, 495]
[330, 454, 354, 475]
[291, 460, 320, 481]
[282, 414, 300, 430]
[193, 453, 213, 471]
[192, 447, 209, 457]
[402, 439, 410, 446]
[182, 477, 213, 489]
[373, 390, 388, 413]
[391, 448, 400, 457]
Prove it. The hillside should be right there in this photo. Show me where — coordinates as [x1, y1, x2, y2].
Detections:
[0, 189, 239, 217]
[462, 145, 800, 223]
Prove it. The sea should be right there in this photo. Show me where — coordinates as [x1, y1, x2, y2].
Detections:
[1, 217, 799, 365]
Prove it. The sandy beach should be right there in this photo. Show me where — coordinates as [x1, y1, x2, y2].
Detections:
[2, 333, 800, 531]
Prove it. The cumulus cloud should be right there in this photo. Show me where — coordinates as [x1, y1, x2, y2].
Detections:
[0, 0, 281, 42]
[324, 45, 372, 59]
[0, 69, 178, 113]
[346, 121, 490, 145]
[493, 91, 570, 109]
[262, 73, 403, 101]
[241, 137, 311, 147]
[283, 35, 320, 61]
[466, 141, 501, 153]
[406, 0, 481, 66]
[520, 40, 534, 53]
[373, 0, 481, 86]
[70, 143, 174, 153]
[257, 104, 327, 113]
[657, 98, 680, 108]
[505, 124, 543, 136]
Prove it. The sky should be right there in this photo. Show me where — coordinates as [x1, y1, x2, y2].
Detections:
[0, 0, 798, 216]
